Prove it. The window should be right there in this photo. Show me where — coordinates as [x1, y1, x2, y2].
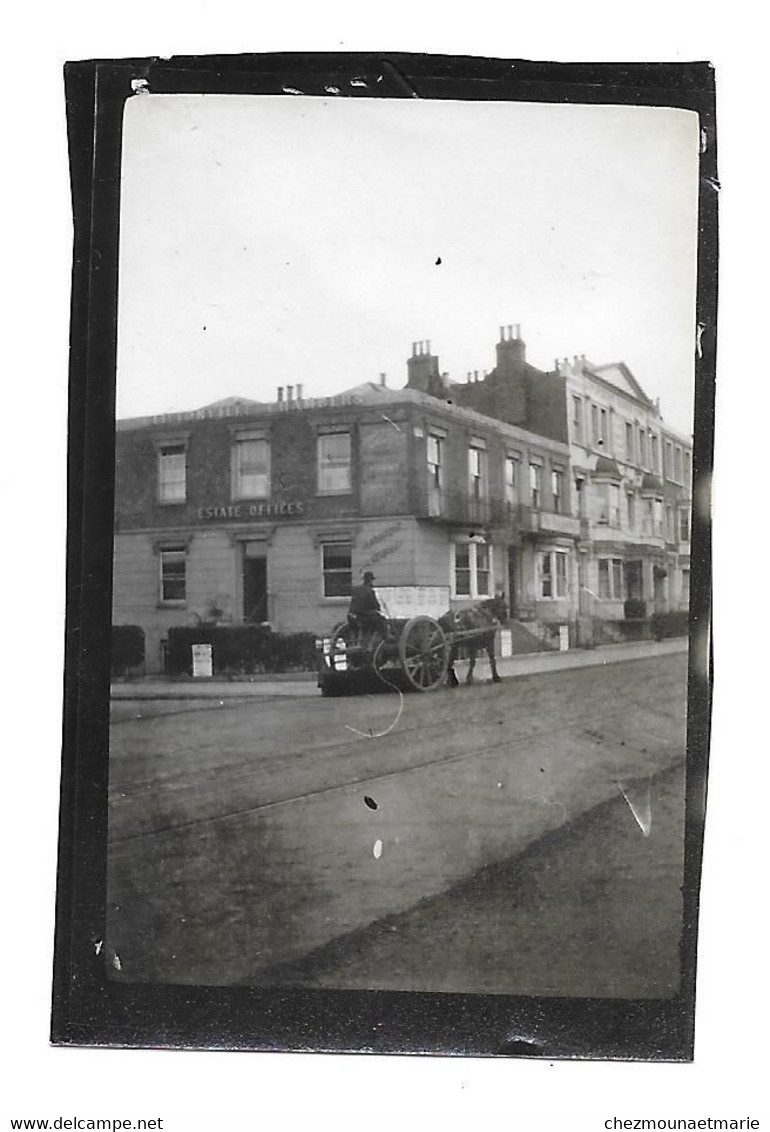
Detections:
[651, 434, 659, 474]
[321, 541, 352, 597]
[639, 428, 648, 469]
[591, 405, 599, 445]
[596, 482, 620, 526]
[158, 444, 186, 503]
[427, 434, 443, 514]
[551, 468, 564, 512]
[598, 557, 624, 600]
[674, 446, 683, 483]
[599, 408, 608, 446]
[684, 450, 692, 486]
[665, 440, 674, 479]
[453, 542, 492, 598]
[666, 505, 676, 541]
[529, 462, 542, 508]
[572, 397, 583, 444]
[540, 550, 569, 599]
[318, 432, 351, 494]
[505, 454, 520, 506]
[159, 545, 186, 603]
[625, 422, 634, 463]
[468, 443, 488, 501]
[679, 508, 690, 542]
[233, 433, 269, 498]
[627, 492, 636, 531]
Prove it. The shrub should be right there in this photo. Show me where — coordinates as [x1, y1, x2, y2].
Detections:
[166, 625, 317, 676]
[624, 599, 647, 620]
[111, 625, 145, 676]
[650, 611, 689, 640]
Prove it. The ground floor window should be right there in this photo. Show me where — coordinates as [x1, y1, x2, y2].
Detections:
[453, 541, 492, 598]
[539, 549, 569, 599]
[598, 557, 624, 600]
[322, 541, 352, 597]
[159, 545, 187, 603]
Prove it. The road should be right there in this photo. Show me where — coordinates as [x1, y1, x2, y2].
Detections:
[107, 653, 688, 994]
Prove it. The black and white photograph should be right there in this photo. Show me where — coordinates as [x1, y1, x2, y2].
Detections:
[102, 77, 708, 1012]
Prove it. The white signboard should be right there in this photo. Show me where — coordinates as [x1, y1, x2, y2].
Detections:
[191, 643, 213, 678]
[376, 586, 451, 621]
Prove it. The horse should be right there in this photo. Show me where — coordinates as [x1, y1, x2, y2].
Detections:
[439, 594, 508, 686]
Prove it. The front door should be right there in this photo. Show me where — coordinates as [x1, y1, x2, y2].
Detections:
[243, 547, 268, 623]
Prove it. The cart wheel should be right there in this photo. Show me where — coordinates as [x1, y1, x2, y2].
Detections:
[398, 616, 448, 692]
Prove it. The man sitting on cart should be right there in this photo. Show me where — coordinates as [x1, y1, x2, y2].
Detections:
[347, 571, 389, 647]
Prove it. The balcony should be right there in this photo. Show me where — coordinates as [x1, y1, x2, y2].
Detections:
[418, 488, 580, 538]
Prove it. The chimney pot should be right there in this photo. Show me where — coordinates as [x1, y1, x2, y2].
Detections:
[499, 325, 505, 341]
[277, 386, 284, 402]
[426, 339, 431, 354]
[507, 324, 513, 339]
[296, 383, 303, 400]
[515, 323, 521, 339]
[287, 385, 294, 401]
[379, 372, 387, 386]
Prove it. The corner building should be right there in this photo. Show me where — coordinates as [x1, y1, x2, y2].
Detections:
[114, 380, 577, 673]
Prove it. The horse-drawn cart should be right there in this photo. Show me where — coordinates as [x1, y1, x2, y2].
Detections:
[316, 593, 507, 696]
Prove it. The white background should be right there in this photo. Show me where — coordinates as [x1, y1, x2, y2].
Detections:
[2, 5, 767, 1130]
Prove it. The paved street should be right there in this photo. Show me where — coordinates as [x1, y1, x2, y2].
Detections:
[107, 652, 688, 994]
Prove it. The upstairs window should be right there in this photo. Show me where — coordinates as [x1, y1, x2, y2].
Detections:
[679, 508, 690, 542]
[639, 428, 649, 469]
[318, 432, 351, 494]
[599, 408, 608, 447]
[232, 433, 270, 499]
[591, 405, 599, 446]
[159, 545, 186, 603]
[684, 450, 692, 487]
[551, 468, 564, 513]
[665, 440, 674, 479]
[651, 434, 659, 474]
[427, 434, 443, 514]
[158, 444, 186, 503]
[529, 462, 542, 508]
[468, 443, 488, 501]
[625, 422, 634, 463]
[572, 397, 583, 444]
[505, 454, 520, 506]
[674, 446, 683, 483]
[321, 541, 352, 597]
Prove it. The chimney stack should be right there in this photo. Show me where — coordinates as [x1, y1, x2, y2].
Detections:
[406, 338, 441, 395]
[496, 321, 526, 371]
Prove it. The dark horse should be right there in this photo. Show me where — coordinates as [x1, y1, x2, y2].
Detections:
[439, 595, 508, 686]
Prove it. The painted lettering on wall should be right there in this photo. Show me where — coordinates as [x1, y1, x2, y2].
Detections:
[361, 522, 403, 551]
[197, 501, 305, 521]
[124, 393, 362, 430]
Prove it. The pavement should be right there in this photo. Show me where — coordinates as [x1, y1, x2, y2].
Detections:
[110, 636, 688, 699]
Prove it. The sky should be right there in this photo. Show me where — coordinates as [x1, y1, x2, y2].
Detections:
[117, 94, 700, 432]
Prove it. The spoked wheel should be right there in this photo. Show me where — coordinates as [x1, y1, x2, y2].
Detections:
[398, 616, 448, 692]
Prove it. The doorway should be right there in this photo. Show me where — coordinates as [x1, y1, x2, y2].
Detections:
[243, 545, 268, 623]
[507, 546, 519, 617]
[625, 559, 643, 602]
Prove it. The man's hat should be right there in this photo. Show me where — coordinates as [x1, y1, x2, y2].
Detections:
[363, 571, 375, 583]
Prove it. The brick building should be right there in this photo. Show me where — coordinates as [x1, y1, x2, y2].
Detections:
[113, 376, 577, 673]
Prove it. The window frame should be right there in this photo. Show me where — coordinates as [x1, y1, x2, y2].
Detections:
[317, 430, 352, 496]
[597, 556, 624, 601]
[157, 442, 187, 505]
[158, 544, 187, 605]
[231, 430, 271, 500]
[468, 441, 488, 502]
[320, 539, 353, 599]
[505, 452, 520, 506]
[539, 548, 569, 600]
[529, 460, 543, 508]
[451, 541, 493, 600]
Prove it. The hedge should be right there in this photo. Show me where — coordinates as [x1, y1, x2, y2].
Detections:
[111, 625, 145, 676]
[166, 625, 317, 676]
[650, 611, 690, 640]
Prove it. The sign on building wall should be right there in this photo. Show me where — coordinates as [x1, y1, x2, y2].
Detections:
[377, 586, 451, 620]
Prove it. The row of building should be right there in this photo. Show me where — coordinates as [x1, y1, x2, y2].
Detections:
[113, 326, 693, 672]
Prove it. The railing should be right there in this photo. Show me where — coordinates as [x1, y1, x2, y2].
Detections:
[418, 488, 581, 536]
